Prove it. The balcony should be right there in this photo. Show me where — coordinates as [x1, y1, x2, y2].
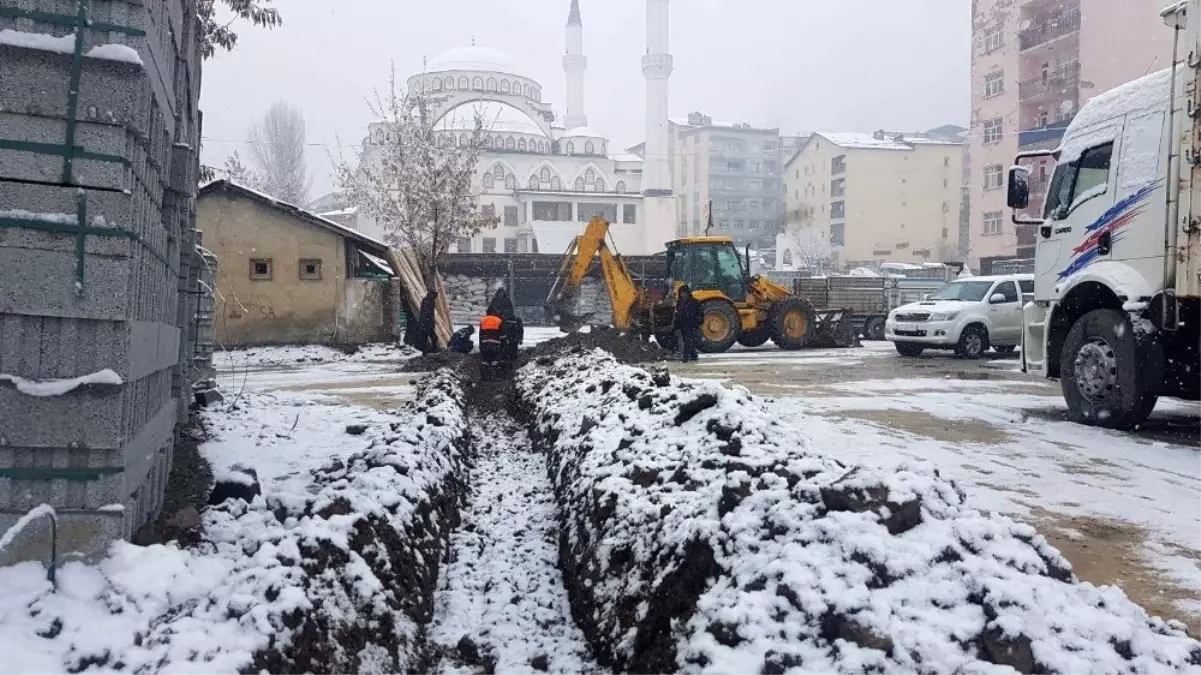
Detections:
[1018, 118, 1073, 148]
[1019, 63, 1080, 102]
[1019, 10, 1080, 51]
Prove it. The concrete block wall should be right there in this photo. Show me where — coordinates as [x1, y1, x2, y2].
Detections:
[0, 0, 203, 565]
[441, 273, 613, 328]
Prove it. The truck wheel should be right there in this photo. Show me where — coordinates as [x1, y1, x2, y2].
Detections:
[697, 299, 741, 353]
[1060, 309, 1158, 430]
[737, 327, 771, 348]
[769, 297, 817, 350]
[654, 332, 678, 352]
[954, 325, 989, 359]
[895, 342, 924, 357]
[864, 316, 886, 341]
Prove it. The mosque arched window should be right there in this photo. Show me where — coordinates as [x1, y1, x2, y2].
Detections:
[493, 164, 506, 181]
[518, 138, 527, 151]
[523, 84, 532, 98]
[585, 140, 595, 155]
[472, 77, 483, 91]
[540, 167, 551, 182]
[486, 78, 497, 92]
[575, 177, 586, 192]
[459, 133, 468, 147]
[483, 136, 493, 149]
[483, 173, 495, 190]
[529, 175, 539, 190]
[585, 168, 596, 183]
[533, 88, 541, 102]
[500, 79, 510, 94]
[445, 77, 455, 90]
[550, 176, 562, 191]
[566, 141, 575, 155]
[458, 76, 469, 90]
[505, 137, 516, 150]
[504, 174, 516, 190]
[596, 178, 606, 192]
[495, 135, 504, 148]
[433, 78, 443, 92]
[616, 180, 626, 194]
[782, 249, 794, 266]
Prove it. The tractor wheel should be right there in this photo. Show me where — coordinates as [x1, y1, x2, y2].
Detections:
[697, 299, 741, 353]
[737, 327, 771, 348]
[864, 316, 887, 341]
[654, 332, 678, 352]
[769, 297, 817, 350]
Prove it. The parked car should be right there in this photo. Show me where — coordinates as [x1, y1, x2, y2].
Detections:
[886, 274, 1034, 358]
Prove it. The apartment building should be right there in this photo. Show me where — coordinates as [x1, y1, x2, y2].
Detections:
[781, 129, 965, 271]
[969, 0, 1172, 267]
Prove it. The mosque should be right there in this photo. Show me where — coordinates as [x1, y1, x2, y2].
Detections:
[357, 0, 676, 256]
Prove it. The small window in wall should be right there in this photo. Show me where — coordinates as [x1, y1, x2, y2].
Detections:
[299, 258, 322, 281]
[483, 237, 497, 253]
[249, 258, 273, 280]
[504, 205, 519, 227]
[830, 223, 845, 246]
[623, 204, 637, 224]
[504, 237, 519, 253]
[457, 237, 472, 253]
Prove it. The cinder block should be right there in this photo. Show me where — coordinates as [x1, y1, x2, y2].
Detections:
[0, 247, 175, 322]
[0, 315, 179, 382]
[0, 508, 126, 568]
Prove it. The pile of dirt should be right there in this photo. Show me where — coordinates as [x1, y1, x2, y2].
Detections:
[514, 350, 1201, 674]
[400, 350, 473, 373]
[523, 329, 677, 366]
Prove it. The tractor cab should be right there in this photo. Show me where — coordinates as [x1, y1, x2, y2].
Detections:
[664, 236, 750, 304]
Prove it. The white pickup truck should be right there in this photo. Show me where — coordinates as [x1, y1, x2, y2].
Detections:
[1006, 0, 1200, 429]
[886, 274, 1033, 359]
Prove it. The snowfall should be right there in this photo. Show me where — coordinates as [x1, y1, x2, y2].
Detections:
[0, 334, 1197, 673]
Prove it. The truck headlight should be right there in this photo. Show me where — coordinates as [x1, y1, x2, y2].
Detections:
[929, 312, 958, 321]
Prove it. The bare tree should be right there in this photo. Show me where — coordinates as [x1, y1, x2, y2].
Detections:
[780, 219, 833, 272]
[334, 70, 498, 286]
[221, 151, 258, 186]
[197, 0, 282, 59]
[247, 101, 312, 206]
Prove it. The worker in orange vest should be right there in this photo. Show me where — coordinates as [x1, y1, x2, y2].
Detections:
[479, 312, 505, 366]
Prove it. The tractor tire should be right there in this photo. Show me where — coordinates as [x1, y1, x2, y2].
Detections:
[1060, 309, 1159, 430]
[697, 299, 741, 353]
[864, 316, 887, 341]
[654, 332, 678, 352]
[769, 297, 817, 350]
[737, 327, 771, 348]
[954, 325, 990, 360]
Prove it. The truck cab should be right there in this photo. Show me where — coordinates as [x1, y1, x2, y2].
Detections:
[1007, 0, 1200, 428]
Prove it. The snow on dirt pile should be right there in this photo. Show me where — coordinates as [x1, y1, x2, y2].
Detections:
[515, 348, 1201, 674]
[0, 369, 469, 673]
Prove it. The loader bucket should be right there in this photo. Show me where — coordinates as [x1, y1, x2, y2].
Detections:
[809, 308, 859, 348]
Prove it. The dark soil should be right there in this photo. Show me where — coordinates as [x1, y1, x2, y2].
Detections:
[399, 351, 473, 373]
[160, 414, 214, 517]
[522, 329, 677, 366]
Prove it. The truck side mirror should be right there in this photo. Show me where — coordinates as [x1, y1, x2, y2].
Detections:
[1007, 166, 1030, 209]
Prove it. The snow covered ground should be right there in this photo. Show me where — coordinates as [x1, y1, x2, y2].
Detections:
[213, 342, 415, 369]
[428, 413, 598, 674]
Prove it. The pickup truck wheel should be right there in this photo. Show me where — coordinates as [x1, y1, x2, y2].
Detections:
[769, 297, 817, 350]
[894, 342, 924, 357]
[737, 327, 771, 348]
[697, 299, 741, 353]
[1060, 309, 1158, 429]
[954, 325, 989, 360]
[864, 316, 886, 341]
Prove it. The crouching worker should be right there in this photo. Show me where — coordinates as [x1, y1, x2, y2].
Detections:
[449, 325, 475, 354]
[478, 313, 506, 379]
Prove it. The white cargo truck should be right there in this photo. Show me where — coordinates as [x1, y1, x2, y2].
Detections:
[1007, 0, 1200, 429]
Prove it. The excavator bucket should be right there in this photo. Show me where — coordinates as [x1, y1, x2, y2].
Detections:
[808, 308, 859, 348]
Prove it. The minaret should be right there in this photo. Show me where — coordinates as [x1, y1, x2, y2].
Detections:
[563, 0, 588, 130]
[642, 0, 677, 249]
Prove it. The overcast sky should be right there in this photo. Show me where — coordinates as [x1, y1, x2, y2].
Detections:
[200, 0, 971, 197]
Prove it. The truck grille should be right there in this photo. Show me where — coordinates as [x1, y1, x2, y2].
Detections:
[894, 312, 930, 323]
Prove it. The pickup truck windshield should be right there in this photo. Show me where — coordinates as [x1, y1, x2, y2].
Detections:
[928, 280, 994, 301]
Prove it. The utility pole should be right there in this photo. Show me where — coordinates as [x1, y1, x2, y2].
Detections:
[703, 199, 713, 236]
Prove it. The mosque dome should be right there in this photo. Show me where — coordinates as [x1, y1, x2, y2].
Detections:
[434, 100, 547, 137]
[427, 46, 522, 76]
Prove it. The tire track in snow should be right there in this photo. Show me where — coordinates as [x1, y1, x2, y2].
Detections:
[428, 412, 600, 674]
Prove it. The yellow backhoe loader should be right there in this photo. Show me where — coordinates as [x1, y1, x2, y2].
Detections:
[546, 217, 856, 352]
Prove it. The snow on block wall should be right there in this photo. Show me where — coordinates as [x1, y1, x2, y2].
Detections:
[515, 349, 1201, 675]
[0, 368, 470, 674]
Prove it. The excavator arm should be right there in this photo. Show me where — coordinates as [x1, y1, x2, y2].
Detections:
[546, 217, 641, 332]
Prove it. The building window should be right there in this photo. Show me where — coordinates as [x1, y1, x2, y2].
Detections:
[299, 258, 322, 281]
[483, 237, 497, 253]
[518, 138, 527, 151]
[249, 258, 272, 280]
[585, 140, 595, 154]
[983, 118, 1003, 144]
[458, 76, 469, 90]
[472, 76, 483, 91]
[749, 200, 760, 212]
[433, 79, 443, 92]
[483, 173, 495, 190]
[831, 155, 847, 174]
[623, 204, 637, 224]
[983, 210, 1003, 235]
[830, 201, 845, 219]
[528, 175, 539, 190]
[505, 137, 516, 150]
[457, 237, 471, 253]
[575, 177, 586, 191]
[533, 201, 572, 221]
[943, 178, 949, 188]
[984, 70, 1004, 98]
[505, 174, 516, 189]
[504, 237, 519, 253]
[566, 141, 575, 155]
[983, 164, 1004, 190]
[830, 178, 845, 198]
[504, 205, 519, 227]
[445, 76, 455, 90]
[596, 178, 606, 192]
[943, 201, 950, 213]
[482, 203, 496, 219]
[551, 176, 562, 191]
[616, 180, 627, 194]
[984, 24, 1004, 53]
[486, 78, 497, 92]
